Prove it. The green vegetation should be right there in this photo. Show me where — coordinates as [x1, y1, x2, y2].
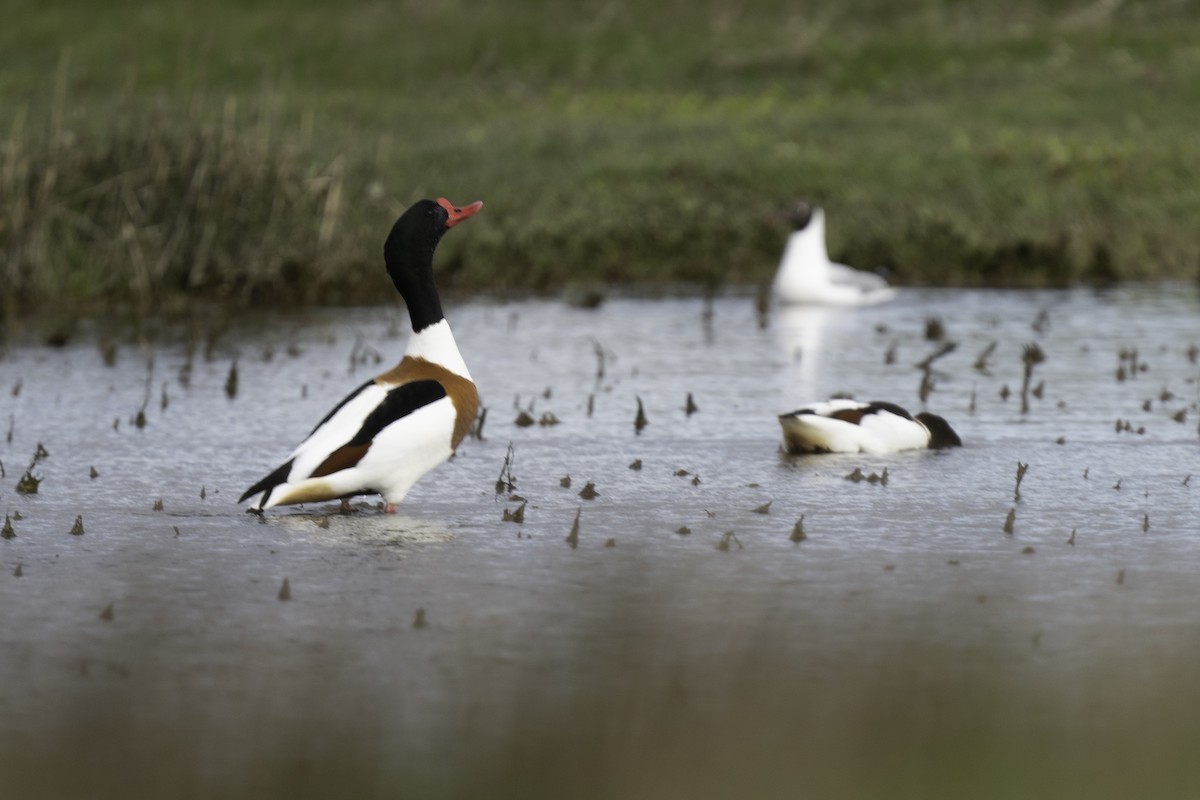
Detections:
[3, 0, 1199, 318]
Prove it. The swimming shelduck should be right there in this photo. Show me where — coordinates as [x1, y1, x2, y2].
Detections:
[778, 399, 961, 455]
[240, 197, 482, 513]
[772, 202, 896, 306]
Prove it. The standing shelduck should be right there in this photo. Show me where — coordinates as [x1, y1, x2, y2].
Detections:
[778, 399, 961, 455]
[772, 202, 896, 306]
[240, 197, 482, 513]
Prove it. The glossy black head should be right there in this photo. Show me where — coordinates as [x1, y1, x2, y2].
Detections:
[383, 198, 482, 331]
[784, 201, 815, 232]
[916, 412, 962, 449]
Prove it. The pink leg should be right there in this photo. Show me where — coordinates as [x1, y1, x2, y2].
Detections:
[340, 498, 353, 513]
[384, 503, 398, 514]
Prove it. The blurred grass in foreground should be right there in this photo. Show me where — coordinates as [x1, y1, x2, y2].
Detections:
[3, 620, 1199, 800]
[3, 0, 1200, 321]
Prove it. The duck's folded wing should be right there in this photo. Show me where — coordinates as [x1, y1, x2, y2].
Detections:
[780, 399, 867, 419]
[294, 379, 448, 479]
[304, 378, 377, 437]
[239, 379, 447, 504]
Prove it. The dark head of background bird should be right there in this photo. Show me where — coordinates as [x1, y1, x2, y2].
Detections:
[916, 412, 963, 449]
[775, 200, 815, 232]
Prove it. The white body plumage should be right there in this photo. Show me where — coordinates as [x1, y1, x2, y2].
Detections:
[778, 399, 961, 455]
[773, 207, 896, 307]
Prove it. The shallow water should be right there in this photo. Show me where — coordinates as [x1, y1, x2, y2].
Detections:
[2, 286, 1199, 798]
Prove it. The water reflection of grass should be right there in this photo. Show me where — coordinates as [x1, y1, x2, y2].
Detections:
[5, 629, 1200, 799]
[5, 1, 1200, 320]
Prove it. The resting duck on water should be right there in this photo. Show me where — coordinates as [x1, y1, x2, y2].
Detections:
[772, 202, 896, 307]
[778, 399, 961, 455]
[240, 197, 482, 513]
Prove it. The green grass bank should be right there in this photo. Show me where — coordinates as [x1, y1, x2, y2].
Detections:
[3, 0, 1200, 319]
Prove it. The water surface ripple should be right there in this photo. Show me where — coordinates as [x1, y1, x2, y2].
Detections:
[2, 286, 1198, 798]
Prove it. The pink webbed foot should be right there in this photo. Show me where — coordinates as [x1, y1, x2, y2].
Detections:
[384, 503, 398, 514]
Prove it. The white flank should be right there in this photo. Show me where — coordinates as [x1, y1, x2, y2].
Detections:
[779, 401, 930, 455]
[780, 414, 880, 453]
[855, 411, 931, 452]
[352, 395, 457, 503]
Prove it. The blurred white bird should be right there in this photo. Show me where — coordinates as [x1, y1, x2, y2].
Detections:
[772, 202, 896, 306]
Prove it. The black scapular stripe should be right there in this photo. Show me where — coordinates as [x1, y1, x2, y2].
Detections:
[306, 379, 376, 437]
[783, 401, 914, 422]
[863, 401, 915, 421]
[346, 380, 447, 447]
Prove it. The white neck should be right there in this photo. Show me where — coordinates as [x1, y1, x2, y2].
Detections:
[405, 319, 472, 379]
